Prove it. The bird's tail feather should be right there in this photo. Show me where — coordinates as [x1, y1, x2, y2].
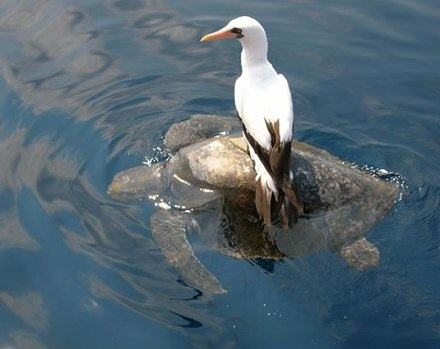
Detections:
[279, 178, 304, 229]
[255, 177, 274, 226]
[255, 173, 303, 230]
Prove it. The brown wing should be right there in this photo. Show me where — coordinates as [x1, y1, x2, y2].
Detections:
[238, 117, 303, 228]
[238, 118, 289, 187]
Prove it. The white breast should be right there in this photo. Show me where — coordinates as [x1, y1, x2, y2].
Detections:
[235, 68, 294, 150]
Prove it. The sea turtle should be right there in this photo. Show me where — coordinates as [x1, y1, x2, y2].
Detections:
[108, 114, 398, 294]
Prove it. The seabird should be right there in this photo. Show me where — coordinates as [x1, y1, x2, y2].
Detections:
[201, 16, 303, 229]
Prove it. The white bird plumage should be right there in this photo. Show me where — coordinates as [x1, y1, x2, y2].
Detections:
[201, 16, 302, 229]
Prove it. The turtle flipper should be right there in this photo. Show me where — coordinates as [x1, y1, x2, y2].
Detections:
[150, 210, 226, 295]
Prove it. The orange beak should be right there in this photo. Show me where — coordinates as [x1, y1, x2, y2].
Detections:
[200, 26, 236, 42]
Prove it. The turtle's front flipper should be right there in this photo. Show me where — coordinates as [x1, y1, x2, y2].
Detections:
[150, 210, 226, 295]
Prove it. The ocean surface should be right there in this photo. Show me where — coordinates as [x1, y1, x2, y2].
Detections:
[0, 0, 439, 348]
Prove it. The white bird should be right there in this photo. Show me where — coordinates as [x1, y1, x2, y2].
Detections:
[201, 16, 303, 229]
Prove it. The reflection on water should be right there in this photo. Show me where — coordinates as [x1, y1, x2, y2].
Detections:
[0, 1, 232, 346]
[0, 292, 48, 332]
[0, 0, 439, 348]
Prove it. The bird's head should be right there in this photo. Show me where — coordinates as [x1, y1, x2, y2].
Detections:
[200, 16, 266, 45]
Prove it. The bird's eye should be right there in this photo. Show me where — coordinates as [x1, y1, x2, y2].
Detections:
[230, 27, 244, 38]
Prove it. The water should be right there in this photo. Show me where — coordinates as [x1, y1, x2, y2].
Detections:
[0, 0, 439, 348]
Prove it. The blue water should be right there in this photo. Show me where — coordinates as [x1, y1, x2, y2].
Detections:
[0, 0, 439, 348]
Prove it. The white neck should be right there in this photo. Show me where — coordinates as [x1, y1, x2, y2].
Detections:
[239, 32, 270, 73]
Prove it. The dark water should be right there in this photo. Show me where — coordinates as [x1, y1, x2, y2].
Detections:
[0, 0, 439, 348]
